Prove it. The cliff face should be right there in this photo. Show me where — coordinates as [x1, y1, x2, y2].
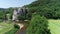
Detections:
[12, 8, 28, 21]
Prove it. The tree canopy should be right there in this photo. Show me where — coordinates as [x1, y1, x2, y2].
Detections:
[27, 13, 50, 34]
[24, 0, 60, 19]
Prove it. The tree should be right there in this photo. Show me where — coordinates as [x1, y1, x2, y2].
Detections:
[24, 0, 60, 19]
[27, 13, 51, 34]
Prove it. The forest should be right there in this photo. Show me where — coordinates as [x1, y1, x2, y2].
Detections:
[0, 0, 60, 34]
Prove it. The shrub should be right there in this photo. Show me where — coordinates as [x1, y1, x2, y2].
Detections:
[27, 13, 51, 34]
[14, 24, 20, 29]
[18, 15, 25, 20]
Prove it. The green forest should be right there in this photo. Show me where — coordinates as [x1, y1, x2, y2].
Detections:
[0, 0, 60, 34]
[24, 0, 60, 19]
[0, 0, 60, 20]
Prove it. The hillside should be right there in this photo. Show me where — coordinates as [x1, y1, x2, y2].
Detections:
[24, 0, 60, 19]
[0, 8, 14, 20]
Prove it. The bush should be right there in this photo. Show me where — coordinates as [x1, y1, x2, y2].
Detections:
[18, 15, 25, 20]
[27, 13, 51, 34]
[14, 24, 20, 29]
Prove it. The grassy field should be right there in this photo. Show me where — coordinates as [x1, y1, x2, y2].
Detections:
[48, 19, 60, 34]
[0, 22, 14, 34]
[0, 20, 60, 34]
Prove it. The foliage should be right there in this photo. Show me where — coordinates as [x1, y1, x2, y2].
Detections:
[24, 0, 60, 19]
[0, 7, 14, 20]
[18, 15, 26, 20]
[5, 24, 19, 34]
[27, 13, 50, 34]
[14, 24, 20, 29]
[0, 0, 60, 20]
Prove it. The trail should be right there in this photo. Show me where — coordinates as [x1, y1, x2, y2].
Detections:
[15, 23, 29, 34]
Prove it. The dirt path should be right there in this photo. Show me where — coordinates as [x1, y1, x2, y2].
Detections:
[15, 23, 29, 34]
[15, 29, 26, 34]
[18, 23, 24, 29]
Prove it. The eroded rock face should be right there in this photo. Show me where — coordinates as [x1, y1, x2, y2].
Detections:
[12, 10, 18, 21]
[12, 8, 28, 21]
[12, 8, 22, 21]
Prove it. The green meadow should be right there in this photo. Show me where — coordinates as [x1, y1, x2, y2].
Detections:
[0, 19, 60, 34]
[0, 22, 14, 34]
[48, 19, 60, 34]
